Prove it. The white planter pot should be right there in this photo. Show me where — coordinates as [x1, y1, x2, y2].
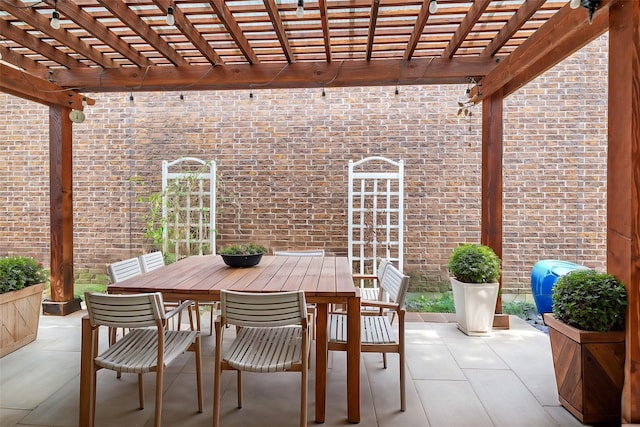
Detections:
[450, 278, 499, 336]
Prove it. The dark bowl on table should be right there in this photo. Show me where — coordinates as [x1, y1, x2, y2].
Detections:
[220, 253, 263, 268]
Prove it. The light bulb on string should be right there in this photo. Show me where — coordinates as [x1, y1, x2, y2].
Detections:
[50, 11, 60, 29]
[296, 0, 304, 18]
[166, 6, 175, 26]
[570, 0, 581, 9]
[428, 0, 438, 14]
[50, 0, 61, 29]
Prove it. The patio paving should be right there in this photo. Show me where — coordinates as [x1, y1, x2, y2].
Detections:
[0, 310, 588, 427]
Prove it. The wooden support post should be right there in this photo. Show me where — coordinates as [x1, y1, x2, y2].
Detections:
[608, 0, 640, 422]
[45, 105, 81, 316]
[481, 89, 507, 325]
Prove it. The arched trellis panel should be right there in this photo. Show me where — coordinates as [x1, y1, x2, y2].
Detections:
[162, 157, 216, 260]
[348, 156, 404, 286]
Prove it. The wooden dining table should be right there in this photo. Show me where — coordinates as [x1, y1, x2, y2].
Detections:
[79, 255, 361, 425]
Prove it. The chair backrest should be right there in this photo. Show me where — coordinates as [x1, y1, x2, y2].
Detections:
[139, 251, 165, 273]
[379, 263, 410, 309]
[376, 258, 390, 283]
[274, 250, 325, 257]
[85, 292, 165, 329]
[107, 257, 143, 283]
[220, 290, 307, 328]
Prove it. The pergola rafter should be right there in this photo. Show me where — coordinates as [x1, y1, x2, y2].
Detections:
[0, 0, 638, 423]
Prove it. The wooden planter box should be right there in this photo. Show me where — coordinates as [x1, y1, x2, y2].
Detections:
[544, 313, 625, 424]
[0, 283, 45, 358]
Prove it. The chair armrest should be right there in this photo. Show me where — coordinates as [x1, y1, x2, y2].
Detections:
[360, 300, 399, 311]
[352, 274, 378, 281]
[164, 300, 194, 319]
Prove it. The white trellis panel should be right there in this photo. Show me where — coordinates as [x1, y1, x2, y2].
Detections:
[162, 157, 216, 260]
[348, 156, 404, 287]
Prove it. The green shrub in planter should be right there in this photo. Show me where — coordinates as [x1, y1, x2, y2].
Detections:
[219, 243, 267, 255]
[552, 269, 627, 332]
[447, 244, 501, 284]
[0, 256, 47, 294]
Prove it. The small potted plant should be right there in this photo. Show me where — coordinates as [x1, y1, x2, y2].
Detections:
[448, 243, 501, 336]
[544, 269, 627, 424]
[219, 243, 267, 268]
[0, 256, 47, 357]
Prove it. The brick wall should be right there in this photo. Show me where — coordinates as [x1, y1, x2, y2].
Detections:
[0, 35, 608, 293]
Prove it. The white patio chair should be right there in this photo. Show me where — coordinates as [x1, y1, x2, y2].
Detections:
[273, 249, 325, 257]
[84, 292, 203, 427]
[274, 249, 325, 338]
[354, 258, 390, 307]
[213, 290, 310, 427]
[138, 251, 197, 331]
[328, 262, 409, 411]
[138, 251, 166, 273]
[107, 257, 142, 283]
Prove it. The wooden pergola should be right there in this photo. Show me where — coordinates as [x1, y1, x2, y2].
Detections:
[0, 0, 638, 422]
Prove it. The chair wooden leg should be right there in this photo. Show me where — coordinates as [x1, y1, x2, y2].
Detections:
[301, 360, 308, 427]
[195, 336, 203, 412]
[138, 373, 145, 409]
[237, 371, 243, 408]
[90, 366, 98, 427]
[382, 353, 387, 369]
[209, 305, 214, 336]
[154, 369, 163, 427]
[213, 323, 223, 427]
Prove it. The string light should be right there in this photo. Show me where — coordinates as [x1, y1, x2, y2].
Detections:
[321, 85, 326, 97]
[395, 82, 399, 95]
[429, 0, 438, 14]
[50, 0, 61, 29]
[129, 92, 134, 102]
[296, 0, 304, 18]
[166, 5, 175, 26]
[570, 0, 581, 8]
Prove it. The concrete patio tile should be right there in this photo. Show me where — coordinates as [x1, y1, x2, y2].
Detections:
[485, 327, 560, 406]
[1, 313, 591, 427]
[362, 352, 431, 427]
[443, 337, 509, 370]
[0, 408, 30, 427]
[544, 405, 588, 426]
[0, 349, 78, 410]
[464, 369, 557, 427]
[414, 379, 493, 427]
[405, 342, 466, 381]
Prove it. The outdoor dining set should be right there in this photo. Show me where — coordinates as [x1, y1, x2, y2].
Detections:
[79, 252, 409, 427]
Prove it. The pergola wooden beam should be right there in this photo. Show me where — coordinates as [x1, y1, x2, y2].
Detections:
[404, 0, 434, 61]
[502, 5, 608, 97]
[207, 0, 260, 64]
[0, 64, 87, 109]
[263, 0, 295, 63]
[365, 0, 380, 61]
[0, 0, 116, 67]
[481, 89, 504, 316]
[318, 0, 332, 62]
[49, 57, 499, 92]
[480, 0, 546, 57]
[0, 19, 87, 69]
[45, 0, 152, 68]
[0, 45, 48, 74]
[441, 0, 492, 59]
[474, 0, 614, 101]
[153, 0, 223, 66]
[97, 0, 188, 66]
[607, 1, 640, 422]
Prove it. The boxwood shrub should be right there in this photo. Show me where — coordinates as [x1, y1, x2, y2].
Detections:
[552, 269, 627, 332]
